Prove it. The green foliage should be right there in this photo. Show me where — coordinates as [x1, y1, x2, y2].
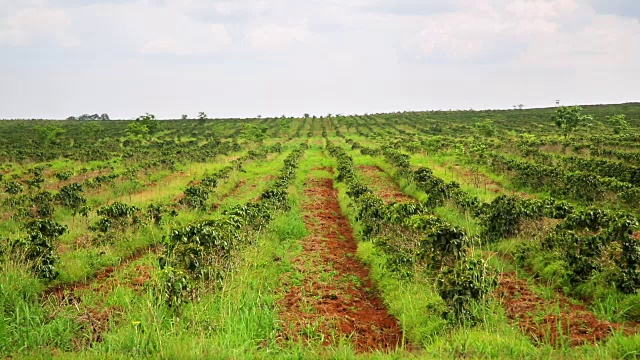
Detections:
[136, 112, 158, 133]
[552, 106, 593, 138]
[608, 114, 629, 135]
[542, 208, 640, 293]
[157, 143, 306, 308]
[436, 257, 496, 323]
[30, 191, 56, 219]
[10, 219, 68, 279]
[146, 203, 176, 225]
[180, 185, 210, 210]
[54, 170, 74, 181]
[4, 181, 23, 195]
[34, 124, 66, 143]
[157, 266, 192, 308]
[328, 139, 495, 324]
[55, 183, 87, 216]
[90, 202, 141, 236]
[241, 124, 268, 143]
[126, 121, 149, 139]
[475, 119, 497, 137]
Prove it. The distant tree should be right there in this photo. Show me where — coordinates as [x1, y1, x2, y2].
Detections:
[198, 112, 207, 120]
[607, 114, 629, 135]
[126, 122, 149, 138]
[71, 113, 109, 120]
[303, 113, 310, 119]
[34, 125, 66, 143]
[518, 104, 524, 110]
[552, 106, 592, 139]
[136, 113, 158, 133]
[181, 114, 188, 120]
[241, 124, 268, 143]
[475, 119, 496, 137]
[278, 119, 291, 135]
[78, 114, 100, 120]
[256, 115, 262, 119]
[81, 122, 102, 142]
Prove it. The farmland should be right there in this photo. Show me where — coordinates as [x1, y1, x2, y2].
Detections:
[1, 103, 640, 359]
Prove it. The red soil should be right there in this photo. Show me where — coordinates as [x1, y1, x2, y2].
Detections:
[279, 173, 403, 352]
[44, 245, 158, 300]
[497, 272, 632, 347]
[43, 245, 157, 349]
[357, 165, 414, 203]
[46, 169, 111, 191]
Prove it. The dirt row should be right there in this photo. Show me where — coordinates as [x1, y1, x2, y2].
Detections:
[358, 158, 629, 349]
[497, 272, 633, 347]
[357, 165, 414, 203]
[44, 245, 158, 349]
[278, 170, 403, 352]
[45, 244, 158, 301]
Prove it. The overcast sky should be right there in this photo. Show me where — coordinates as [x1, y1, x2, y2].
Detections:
[0, 0, 638, 119]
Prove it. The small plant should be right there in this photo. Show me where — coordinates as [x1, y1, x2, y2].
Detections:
[55, 183, 87, 218]
[4, 181, 24, 195]
[90, 202, 141, 242]
[180, 185, 210, 210]
[157, 266, 193, 308]
[436, 257, 496, 324]
[54, 170, 74, 181]
[11, 219, 68, 280]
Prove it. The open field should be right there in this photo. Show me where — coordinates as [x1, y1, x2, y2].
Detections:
[1, 103, 640, 359]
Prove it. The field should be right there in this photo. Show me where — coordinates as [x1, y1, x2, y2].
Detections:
[1, 103, 640, 359]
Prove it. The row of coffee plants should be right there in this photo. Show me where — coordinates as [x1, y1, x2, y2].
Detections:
[485, 152, 638, 204]
[179, 144, 282, 210]
[520, 208, 640, 295]
[157, 144, 306, 308]
[355, 139, 640, 297]
[327, 139, 495, 323]
[518, 145, 640, 189]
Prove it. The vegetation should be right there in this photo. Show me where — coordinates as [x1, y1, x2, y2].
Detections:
[1, 103, 640, 358]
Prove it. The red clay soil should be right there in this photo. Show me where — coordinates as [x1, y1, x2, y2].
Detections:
[46, 169, 111, 191]
[278, 173, 403, 353]
[211, 180, 247, 209]
[497, 272, 632, 347]
[44, 244, 158, 300]
[357, 165, 414, 203]
[43, 246, 156, 349]
[221, 179, 247, 201]
[442, 164, 505, 194]
[73, 306, 123, 348]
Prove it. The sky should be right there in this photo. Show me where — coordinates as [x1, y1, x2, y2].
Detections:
[0, 0, 638, 119]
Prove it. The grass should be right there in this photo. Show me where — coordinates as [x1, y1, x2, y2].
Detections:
[2, 127, 640, 358]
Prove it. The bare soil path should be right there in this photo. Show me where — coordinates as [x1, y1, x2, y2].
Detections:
[357, 165, 414, 203]
[497, 272, 634, 347]
[279, 168, 403, 352]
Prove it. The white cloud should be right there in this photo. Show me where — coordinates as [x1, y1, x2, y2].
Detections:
[402, 0, 640, 67]
[0, 6, 78, 47]
[0, 0, 638, 119]
[141, 23, 232, 55]
[246, 23, 309, 50]
[518, 14, 640, 67]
